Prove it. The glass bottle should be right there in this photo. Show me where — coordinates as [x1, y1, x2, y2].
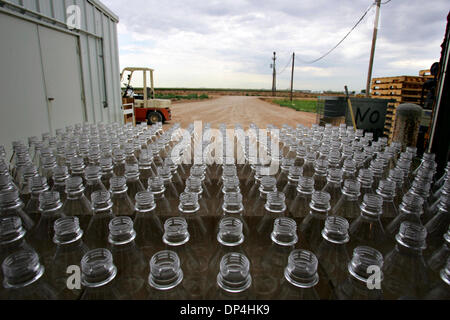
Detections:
[138, 150, 156, 190]
[250, 175, 277, 216]
[322, 168, 343, 210]
[27, 191, 65, 267]
[24, 176, 49, 224]
[109, 176, 135, 217]
[376, 179, 398, 219]
[158, 166, 180, 203]
[107, 216, 146, 299]
[386, 193, 424, 239]
[383, 221, 429, 299]
[125, 164, 145, 204]
[316, 216, 351, 289]
[387, 168, 408, 208]
[148, 176, 172, 218]
[277, 249, 320, 300]
[256, 192, 288, 246]
[184, 176, 210, 215]
[207, 252, 254, 300]
[69, 156, 86, 183]
[357, 168, 375, 201]
[40, 155, 57, 189]
[0, 174, 17, 195]
[302, 152, 317, 178]
[342, 158, 357, 181]
[99, 157, 114, 191]
[289, 176, 315, 218]
[425, 194, 450, 253]
[276, 158, 294, 191]
[112, 148, 126, 177]
[133, 191, 164, 260]
[335, 246, 384, 300]
[161, 217, 208, 299]
[332, 179, 361, 219]
[144, 250, 188, 300]
[282, 166, 303, 209]
[49, 217, 89, 300]
[313, 158, 328, 191]
[300, 191, 331, 252]
[427, 226, 450, 277]
[84, 165, 107, 201]
[349, 194, 388, 254]
[85, 191, 115, 249]
[51, 165, 70, 203]
[80, 248, 121, 300]
[369, 159, 385, 190]
[0, 249, 56, 299]
[62, 176, 93, 232]
[424, 258, 450, 300]
[0, 190, 34, 231]
[0, 216, 33, 285]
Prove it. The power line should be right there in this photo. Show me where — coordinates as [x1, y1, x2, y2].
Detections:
[381, 0, 392, 4]
[277, 55, 293, 75]
[298, 1, 376, 64]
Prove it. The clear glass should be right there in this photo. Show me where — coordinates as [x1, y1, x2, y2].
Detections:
[386, 193, 424, 239]
[0, 190, 34, 231]
[125, 164, 145, 204]
[24, 176, 49, 224]
[383, 221, 429, 299]
[322, 168, 343, 211]
[332, 179, 361, 219]
[289, 176, 314, 218]
[85, 191, 115, 249]
[51, 165, 69, 203]
[62, 176, 93, 232]
[109, 176, 135, 217]
[84, 165, 107, 201]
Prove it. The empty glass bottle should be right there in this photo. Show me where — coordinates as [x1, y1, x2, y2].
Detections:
[208, 252, 254, 300]
[0, 190, 34, 231]
[109, 176, 135, 217]
[148, 176, 172, 218]
[177, 192, 209, 250]
[157, 166, 180, 202]
[300, 191, 331, 251]
[107, 216, 146, 299]
[256, 192, 288, 246]
[112, 148, 126, 177]
[125, 164, 145, 204]
[99, 157, 114, 191]
[138, 150, 156, 190]
[376, 179, 398, 219]
[425, 194, 450, 253]
[317, 216, 351, 289]
[332, 179, 361, 219]
[0, 249, 57, 299]
[85, 191, 115, 249]
[335, 246, 384, 300]
[349, 194, 388, 253]
[144, 250, 188, 300]
[357, 168, 375, 201]
[282, 166, 303, 209]
[62, 176, 93, 232]
[277, 249, 320, 300]
[80, 248, 121, 300]
[386, 193, 424, 239]
[427, 226, 450, 277]
[49, 217, 89, 300]
[24, 176, 49, 224]
[383, 221, 429, 299]
[133, 191, 164, 260]
[250, 175, 277, 216]
[322, 168, 343, 210]
[69, 157, 86, 182]
[84, 165, 107, 200]
[51, 165, 70, 203]
[289, 176, 315, 218]
[28, 191, 65, 266]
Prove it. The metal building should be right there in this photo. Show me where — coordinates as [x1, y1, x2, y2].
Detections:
[0, 0, 121, 154]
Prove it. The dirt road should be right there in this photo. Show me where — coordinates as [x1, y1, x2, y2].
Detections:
[165, 95, 317, 129]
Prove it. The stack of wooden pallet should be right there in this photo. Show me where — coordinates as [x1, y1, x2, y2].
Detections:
[371, 70, 430, 141]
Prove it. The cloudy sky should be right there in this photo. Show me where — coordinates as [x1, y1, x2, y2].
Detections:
[103, 0, 448, 91]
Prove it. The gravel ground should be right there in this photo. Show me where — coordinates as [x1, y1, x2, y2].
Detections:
[163, 95, 318, 129]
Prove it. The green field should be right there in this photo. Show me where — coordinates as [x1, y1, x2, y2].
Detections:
[272, 99, 317, 113]
[154, 93, 209, 100]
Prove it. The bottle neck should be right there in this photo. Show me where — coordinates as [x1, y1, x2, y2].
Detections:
[81, 249, 117, 288]
[217, 253, 252, 293]
[284, 250, 319, 288]
[2, 251, 45, 289]
[148, 250, 183, 290]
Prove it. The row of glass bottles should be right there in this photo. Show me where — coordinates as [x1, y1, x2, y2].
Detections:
[0, 121, 449, 300]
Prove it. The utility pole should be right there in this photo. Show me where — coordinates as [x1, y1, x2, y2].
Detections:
[365, 0, 381, 98]
[272, 52, 276, 96]
[290, 52, 295, 102]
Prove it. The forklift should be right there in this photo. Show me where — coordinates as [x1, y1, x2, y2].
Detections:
[120, 67, 172, 124]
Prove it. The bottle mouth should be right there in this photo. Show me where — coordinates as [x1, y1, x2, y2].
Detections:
[109, 176, 128, 193]
[38, 191, 63, 212]
[149, 250, 183, 290]
[297, 176, 315, 194]
[178, 192, 200, 213]
[81, 248, 117, 288]
[30, 176, 49, 194]
[309, 191, 331, 212]
[185, 177, 203, 194]
[85, 165, 102, 180]
[125, 164, 140, 178]
[217, 253, 252, 293]
[399, 193, 424, 215]
[108, 216, 136, 245]
[0, 190, 23, 210]
[222, 192, 244, 213]
[0, 216, 26, 244]
[271, 217, 298, 246]
[218, 217, 244, 246]
[163, 217, 190, 246]
[135, 191, 156, 211]
[264, 192, 287, 213]
[91, 191, 113, 211]
[322, 216, 350, 244]
[360, 194, 383, 217]
[148, 177, 166, 194]
[259, 176, 277, 193]
[327, 168, 343, 183]
[348, 246, 384, 283]
[284, 250, 319, 288]
[53, 217, 83, 244]
[2, 250, 45, 289]
[395, 221, 427, 250]
[342, 179, 361, 197]
[66, 176, 85, 193]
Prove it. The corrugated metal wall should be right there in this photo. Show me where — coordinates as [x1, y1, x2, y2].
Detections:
[0, 0, 122, 154]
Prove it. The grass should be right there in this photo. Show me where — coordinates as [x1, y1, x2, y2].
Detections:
[272, 99, 317, 113]
[154, 93, 209, 100]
